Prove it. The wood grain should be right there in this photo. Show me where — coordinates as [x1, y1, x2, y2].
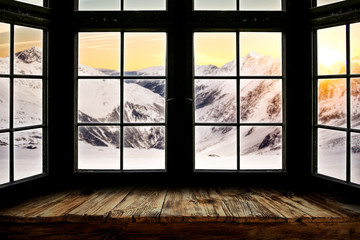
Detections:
[108, 186, 167, 223]
[1, 186, 360, 239]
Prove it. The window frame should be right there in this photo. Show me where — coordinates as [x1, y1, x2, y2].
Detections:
[0, 20, 49, 188]
[192, 30, 286, 172]
[311, 0, 360, 189]
[75, 30, 168, 173]
[313, 22, 360, 187]
[72, 0, 289, 175]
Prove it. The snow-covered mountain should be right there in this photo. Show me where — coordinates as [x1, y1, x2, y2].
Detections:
[0, 47, 43, 151]
[2, 47, 358, 172]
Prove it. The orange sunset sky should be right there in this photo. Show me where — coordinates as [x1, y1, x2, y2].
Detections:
[0, 22, 359, 72]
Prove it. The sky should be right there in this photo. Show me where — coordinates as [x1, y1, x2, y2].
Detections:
[318, 26, 346, 68]
[194, 32, 282, 67]
[78, 32, 166, 71]
[0, 24, 42, 58]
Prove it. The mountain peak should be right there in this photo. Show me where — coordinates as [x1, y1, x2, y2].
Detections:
[15, 46, 42, 64]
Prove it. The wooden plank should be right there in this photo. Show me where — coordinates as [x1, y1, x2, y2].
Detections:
[161, 187, 230, 223]
[217, 187, 286, 223]
[0, 190, 75, 221]
[34, 189, 98, 222]
[301, 192, 360, 221]
[108, 186, 167, 223]
[270, 189, 346, 223]
[66, 186, 133, 222]
[1, 221, 360, 240]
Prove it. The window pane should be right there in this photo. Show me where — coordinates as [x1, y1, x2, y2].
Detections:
[318, 79, 346, 127]
[317, 0, 345, 7]
[124, 79, 165, 123]
[124, 0, 166, 10]
[240, 126, 282, 170]
[194, 33, 236, 76]
[0, 23, 10, 74]
[14, 129, 43, 181]
[351, 23, 360, 74]
[78, 126, 120, 170]
[352, 78, 360, 129]
[240, 79, 282, 123]
[124, 33, 166, 76]
[78, 32, 120, 76]
[14, 79, 42, 128]
[78, 79, 120, 123]
[0, 133, 9, 185]
[195, 80, 237, 123]
[15, 0, 43, 7]
[0, 78, 9, 129]
[14, 26, 42, 75]
[318, 128, 346, 180]
[317, 26, 346, 75]
[78, 0, 120, 10]
[240, 32, 282, 76]
[352, 133, 360, 184]
[240, 0, 281, 11]
[123, 126, 165, 170]
[195, 126, 237, 170]
[194, 0, 236, 10]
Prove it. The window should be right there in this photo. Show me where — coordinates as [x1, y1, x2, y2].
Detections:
[0, 23, 47, 185]
[78, 0, 166, 11]
[194, 32, 283, 170]
[77, 32, 167, 171]
[194, 0, 282, 11]
[316, 0, 345, 7]
[314, 23, 360, 184]
[15, 0, 45, 7]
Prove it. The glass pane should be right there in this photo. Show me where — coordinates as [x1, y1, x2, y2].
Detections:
[14, 26, 43, 75]
[351, 133, 360, 185]
[0, 133, 9, 185]
[124, 0, 166, 10]
[78, 32, 120, 76]
[78, 0, 120, 10]
[14, 129, 43, 181]
[317, 0, 345, 7]
[240, 79, 282, 123]
[318, 79, 346, 127]
[194, 0, 236, 10]
[352, 78, 360, 129]
[0, 23, 10, 74]
[124, 33, 166, 76]
[14, 79, 42, 128]
[124, 79, 165, 123]
[318, 26, 346, 75]
[123, 126, 165, 170]
[195, 126, 237, 170]
[194, 33, 236, 76]
[15, 0, 43, 6]
[78, 126, 120, 169]
[78, 79, 120, 123]
[240, 0, 281, 11]
[240, 32, 282, 76]
[240, 126, 282, 170]
[318, 128, 346, 180]
[195, 79, 236, 123]
[351, 23, 360, 74]
[351, 78, 360, 129]
[0, 78, 9, 129]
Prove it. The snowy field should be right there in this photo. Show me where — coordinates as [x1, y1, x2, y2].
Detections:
[0, 146, 42, 184]
[78, 142, 165, 170]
